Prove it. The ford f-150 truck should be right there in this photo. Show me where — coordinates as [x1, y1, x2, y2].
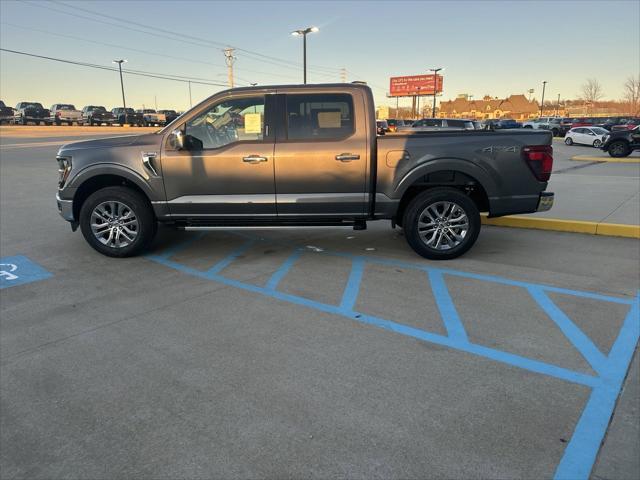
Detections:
[55, 83, 554, 260]
[15, 102, 51, 125]
[50, 104, 84, 125]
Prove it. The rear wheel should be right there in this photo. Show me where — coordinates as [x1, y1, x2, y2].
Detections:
[552, 128, 560, 137]
[608, 140, 631, 158]
[403, 188, 481, 260]
[79, 186, 157, 257]
[565, 137, 573, 145]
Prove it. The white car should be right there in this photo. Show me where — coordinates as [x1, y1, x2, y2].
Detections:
[564, 126, 609, 147]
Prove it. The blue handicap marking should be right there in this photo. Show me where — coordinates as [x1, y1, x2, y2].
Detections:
[0, 255, 52, 289]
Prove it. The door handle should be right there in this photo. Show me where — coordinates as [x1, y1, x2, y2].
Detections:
[243, 155, 268, 164]
[142, 152, 159, 176]
[335, 153, 360, 162]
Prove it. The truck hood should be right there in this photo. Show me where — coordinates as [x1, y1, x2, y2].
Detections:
[59, 133, 160, 152]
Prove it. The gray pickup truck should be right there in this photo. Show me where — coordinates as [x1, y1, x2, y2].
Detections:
[56, 83, 553, 260]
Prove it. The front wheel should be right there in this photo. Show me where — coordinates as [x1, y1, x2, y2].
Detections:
[79, 186, 157, 257]
[403, 188, 481, 260]
[592, 139, 602, 148]
[608, 140, 631, 158]
[565, 137, 573, 145]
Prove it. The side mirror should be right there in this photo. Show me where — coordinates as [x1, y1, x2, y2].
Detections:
[168, 128, 185, 150]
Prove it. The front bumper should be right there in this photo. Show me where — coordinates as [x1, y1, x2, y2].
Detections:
[537, 192, 554, 212]
[56, 193, 74, 221]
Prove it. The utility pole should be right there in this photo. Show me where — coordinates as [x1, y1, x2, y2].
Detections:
[540, 80, 547, 117]
[112, 59, 127, 125]
[340, 67, 346, 83]
[154, 95, 157, 111]
[556, 93, 560, 116]
[224, 48, 236, 88]
[188, 81, 192, 107]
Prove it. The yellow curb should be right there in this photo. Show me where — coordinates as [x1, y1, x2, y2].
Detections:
[571, 155, 640, 163]
[481, 215, 640, 239]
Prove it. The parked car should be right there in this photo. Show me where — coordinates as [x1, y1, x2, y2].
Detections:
[0, 100, 14, 124]
[111, 107, 144, 126]
[158, 109, 180, 124]
[137, 109, 166, 126]
[481, 119, 522, 129]
[610, 117, 640, 131]
[376, 119, 389, 135]
[601, 126, 640, 157]
[50, 104, 83, 125]
[569, 117, 595, 128]
[398, 118, 475, 132]
[82, 106, 115, 126]
[386, 119, 409, 132]
[559, 117, 576, 136]
[14, 102, 50, 125]
[55, 83, 553, 260]
[564, 127, 609, 147]
[522, 117, 563, 136]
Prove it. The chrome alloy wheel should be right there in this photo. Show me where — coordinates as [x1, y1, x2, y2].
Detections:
[90, 201, 139, 248]
[417, 201, 469, 250]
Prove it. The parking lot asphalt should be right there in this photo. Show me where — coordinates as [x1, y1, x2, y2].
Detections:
[1, 128, 638, 479]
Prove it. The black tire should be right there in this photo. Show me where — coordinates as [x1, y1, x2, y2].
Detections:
[592, 139, 602, 148]
[552, 128, 560, 137]
[55, 119, 61, 126]
[608, 140, 631, 158]
[79, 186, 157, 257]
[565, 137, 573, 145]
[403, 187, 481, 260]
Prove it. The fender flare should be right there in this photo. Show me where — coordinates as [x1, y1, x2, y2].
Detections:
[393, 157, 499, 200]
[68, 163, 157, 201]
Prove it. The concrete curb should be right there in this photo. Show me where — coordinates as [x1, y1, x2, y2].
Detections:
[481, 215, 640, 239]
[571, 154, 640, 164]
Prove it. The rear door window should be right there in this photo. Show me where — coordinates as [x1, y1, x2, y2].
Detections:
[285, 93, 354, 140]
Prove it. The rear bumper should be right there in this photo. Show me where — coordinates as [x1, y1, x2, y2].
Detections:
[56, 193, 74, 221]
[536, 192, 554, 212]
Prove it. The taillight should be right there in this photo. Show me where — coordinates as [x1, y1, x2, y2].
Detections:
[523, 145, 553, 182]
[55, 112, 61, 117]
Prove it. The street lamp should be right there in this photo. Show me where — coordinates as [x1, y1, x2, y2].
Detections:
[429, 67, 444, 118]
[113, 59, 127, 124]
[540, 80, 547, 117]
[291, 26, 319, 84]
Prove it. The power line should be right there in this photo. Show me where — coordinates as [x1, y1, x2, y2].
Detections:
[28, 0, 341, 76]
[53, 0, 342, 74]
[0, 22, 305, 82]
[0, 48, 232, 87]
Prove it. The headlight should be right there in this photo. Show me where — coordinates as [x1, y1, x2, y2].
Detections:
[57, 155, 72, 188]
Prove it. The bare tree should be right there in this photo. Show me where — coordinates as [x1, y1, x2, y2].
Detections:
[581, 79, 604, 112]
[623, 75, 640, 115]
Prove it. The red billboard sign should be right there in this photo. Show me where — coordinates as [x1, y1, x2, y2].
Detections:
[389, 74, 444, 97]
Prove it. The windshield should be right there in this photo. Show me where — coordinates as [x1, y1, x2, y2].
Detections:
[591, 127, 608, 134]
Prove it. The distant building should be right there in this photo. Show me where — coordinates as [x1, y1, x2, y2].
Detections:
[439, 94, 540, 120]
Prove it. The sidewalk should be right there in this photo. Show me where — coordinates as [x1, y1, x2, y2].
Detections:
[484, 149, 640, 238]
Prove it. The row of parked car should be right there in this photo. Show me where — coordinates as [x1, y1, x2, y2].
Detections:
[376, 116, 639, 137]
[376, 115, 640, 157]
[0, 101, 182, 126]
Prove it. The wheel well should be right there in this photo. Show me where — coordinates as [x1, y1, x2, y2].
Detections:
[394, 171, 489, 226]
[72, 175, 150, 220]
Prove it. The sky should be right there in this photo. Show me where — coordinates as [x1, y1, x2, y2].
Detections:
[1, 0, 638, 112]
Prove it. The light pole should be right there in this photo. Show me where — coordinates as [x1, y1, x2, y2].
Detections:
[291, 26, 319, 84]
[556, 93, 560, 116]
[540, 80, 547, 117]
[113, 59, 127, 124]
[429, 67, 443, 118]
